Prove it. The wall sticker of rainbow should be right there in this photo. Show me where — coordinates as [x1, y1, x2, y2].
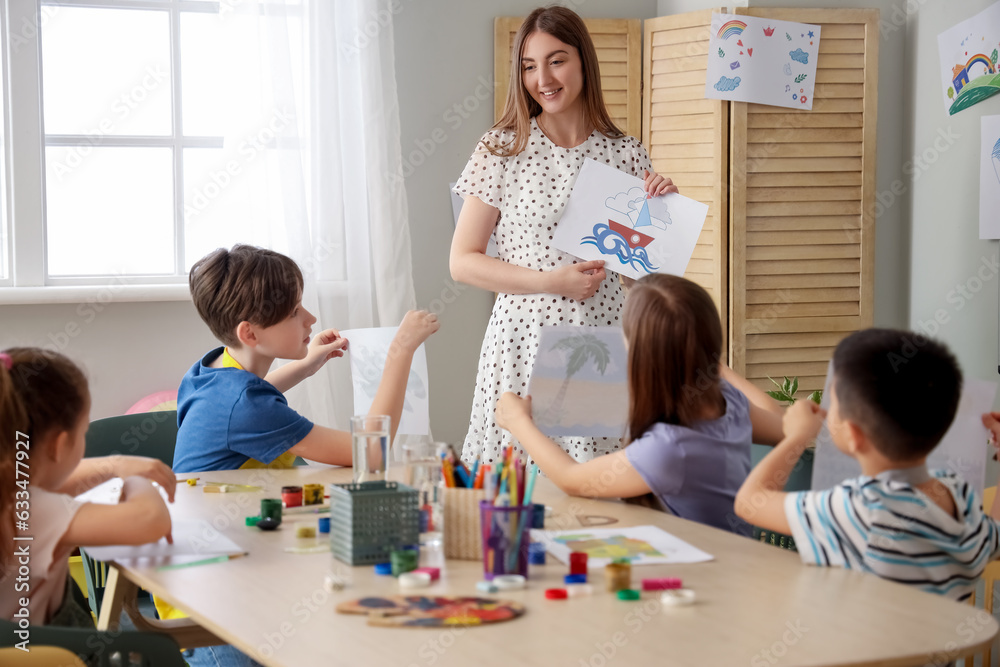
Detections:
[717, 20, 747, 40]
[967, 54, 996, 76]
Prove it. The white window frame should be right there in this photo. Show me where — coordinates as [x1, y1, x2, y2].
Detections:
[0, 0, 238, 304]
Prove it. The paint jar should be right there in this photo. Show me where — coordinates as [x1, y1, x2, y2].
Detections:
[605, 560, 631, 592]
[479, 501, 532, 580]
[303, 483, 324, 505]
[351, 415, 390, 483]
[282, 486, 303, 508]
[260, 498, 283, 526]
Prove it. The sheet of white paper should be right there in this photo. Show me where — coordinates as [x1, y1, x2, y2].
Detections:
[936, 2, 1000, 115]
[341, 327, 430, 436]
[552, 159, 707, 280]
[981, 115, 1000, 239]
[527, 326, 628, 437]
[83, 519, 245, 563]
[450, 182, 497, 257]
[74, 478, 123, 505]
[811, 364, 996, 497]
[530, 525, 713, 568]
[704, 13, 821, 110]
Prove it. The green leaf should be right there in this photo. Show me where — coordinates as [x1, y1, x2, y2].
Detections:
[807, 390, 823, 405]
[790, 377, 798, 397]
[782, 377, 792, 394]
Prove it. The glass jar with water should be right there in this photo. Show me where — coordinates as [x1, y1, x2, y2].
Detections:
[402, 441, 446, 554]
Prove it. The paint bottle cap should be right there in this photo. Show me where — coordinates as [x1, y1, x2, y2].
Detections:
[529, 542, 547, 565]
[642, 577, 682, 591]
[398, 572, 432, 589]
[476, 580, 499, 593]
[374, 562, 394, 576]
[661, 589, 696, 606]
[617, 589, 641, 601]
[566, 584, 593, 598]
[493, 574, 526, 590]
[545, 588, 568, 600]
[564, 573, 587, 585]
[318, 517, 330, 533]
[414, 567, 440, 581]
[245, 516, 260, 527]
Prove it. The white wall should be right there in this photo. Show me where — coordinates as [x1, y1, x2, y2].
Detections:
[0, 300, 216, 419]
[393, 0, 660, 443]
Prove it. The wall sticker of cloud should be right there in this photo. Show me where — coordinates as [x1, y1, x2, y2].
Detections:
[789, 48, 809, 64]
[714, 75, 742, 92]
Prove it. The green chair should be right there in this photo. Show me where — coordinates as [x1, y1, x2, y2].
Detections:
[81, 411, 178, 619]
[84, 410, 178, 464]
[0, 620, 186, 667]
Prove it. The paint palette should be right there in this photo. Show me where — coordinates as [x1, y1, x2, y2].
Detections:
[335, 596, 525, 628]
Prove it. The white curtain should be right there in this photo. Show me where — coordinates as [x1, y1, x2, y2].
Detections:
[228, 0, 417, 428]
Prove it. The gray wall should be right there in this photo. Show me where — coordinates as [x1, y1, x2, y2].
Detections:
[394, 0, 660, 443]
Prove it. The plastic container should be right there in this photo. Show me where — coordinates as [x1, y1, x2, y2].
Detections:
[328, 481, 419, 565]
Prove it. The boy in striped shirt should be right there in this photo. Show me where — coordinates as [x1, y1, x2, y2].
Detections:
[736, 328, 999, 601]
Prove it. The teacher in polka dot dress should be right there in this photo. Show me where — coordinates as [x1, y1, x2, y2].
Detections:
[450, 6, 677, 466]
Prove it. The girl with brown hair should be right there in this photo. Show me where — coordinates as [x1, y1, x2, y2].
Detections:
[1, 348, 174, 625]
[495, 275, 784, 535]
[451, 6, 675, 466]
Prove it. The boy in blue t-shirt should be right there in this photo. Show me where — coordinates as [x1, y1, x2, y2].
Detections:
[173, 244, 439, 473]
[736, 328, 1000, 601]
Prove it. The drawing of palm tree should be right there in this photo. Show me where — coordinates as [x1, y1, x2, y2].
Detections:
[540, 334, 611, 426]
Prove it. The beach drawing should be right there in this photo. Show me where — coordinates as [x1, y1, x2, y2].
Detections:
[341, 326, 430, 436]
[705, 13, 821, 110]
[527, 326, 627, 438]
[531, 525, 714, 567]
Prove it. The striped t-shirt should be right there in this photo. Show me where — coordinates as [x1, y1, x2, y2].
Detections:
[784, 470, 1000, 600]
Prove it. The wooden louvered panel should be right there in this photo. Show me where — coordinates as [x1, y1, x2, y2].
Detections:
[644, 9, 728, 345]
[494, 18, 641, 137]
[730, 8, 878, 397]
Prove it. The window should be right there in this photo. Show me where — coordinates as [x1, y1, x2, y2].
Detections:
[2, 0, 306, 293]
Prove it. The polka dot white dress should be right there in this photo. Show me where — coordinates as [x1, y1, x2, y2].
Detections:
[453, 118, 653, 466]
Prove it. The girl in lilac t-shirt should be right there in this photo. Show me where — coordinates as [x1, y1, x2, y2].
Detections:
[495, 274, 785, 535]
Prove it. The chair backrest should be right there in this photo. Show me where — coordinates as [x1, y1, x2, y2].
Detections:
[85, 411, 178, 465]
[0, 621, 186, 667]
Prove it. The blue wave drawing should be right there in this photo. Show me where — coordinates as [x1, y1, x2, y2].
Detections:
[581, 223, 658, 273]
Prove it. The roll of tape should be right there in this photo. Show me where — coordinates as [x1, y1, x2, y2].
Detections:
[661, 589, 696, 606]
[399, 572, 432, 589]
[492, 574, 526, 590]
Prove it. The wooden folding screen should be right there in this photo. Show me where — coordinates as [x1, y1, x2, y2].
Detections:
[494, 17, 643, 139]
[728, 8, 878, 394]
[642, 9, 729, 346]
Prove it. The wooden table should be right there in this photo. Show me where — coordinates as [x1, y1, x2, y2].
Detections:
[97, 467, 998, 666]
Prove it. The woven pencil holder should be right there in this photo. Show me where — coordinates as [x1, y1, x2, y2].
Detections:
[443, 487, 486, 560]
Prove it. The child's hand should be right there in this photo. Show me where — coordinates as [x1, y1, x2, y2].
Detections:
[983, 412, 1000, 459]
[303, 328, 348, 374]
[782, 399, 826, 445]
[495, 392, 533, 431]
[642, 170, 678, 198]
[113, 456, 176, 502]
[393, 310, 440, 353]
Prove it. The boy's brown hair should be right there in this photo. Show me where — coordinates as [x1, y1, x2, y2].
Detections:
[189, 245, 304, 347]
[622, 274, 724, 442]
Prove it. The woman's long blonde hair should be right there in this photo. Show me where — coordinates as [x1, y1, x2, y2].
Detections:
[488, 6, 623, 157]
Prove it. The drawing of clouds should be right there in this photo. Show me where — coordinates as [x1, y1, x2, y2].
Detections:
[789, 48, 809, 64]
[605, 187, 646, 216]
[783, 63, 792, 76]
[647, 198, 671, 229]
[714, 75, 742, 92]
